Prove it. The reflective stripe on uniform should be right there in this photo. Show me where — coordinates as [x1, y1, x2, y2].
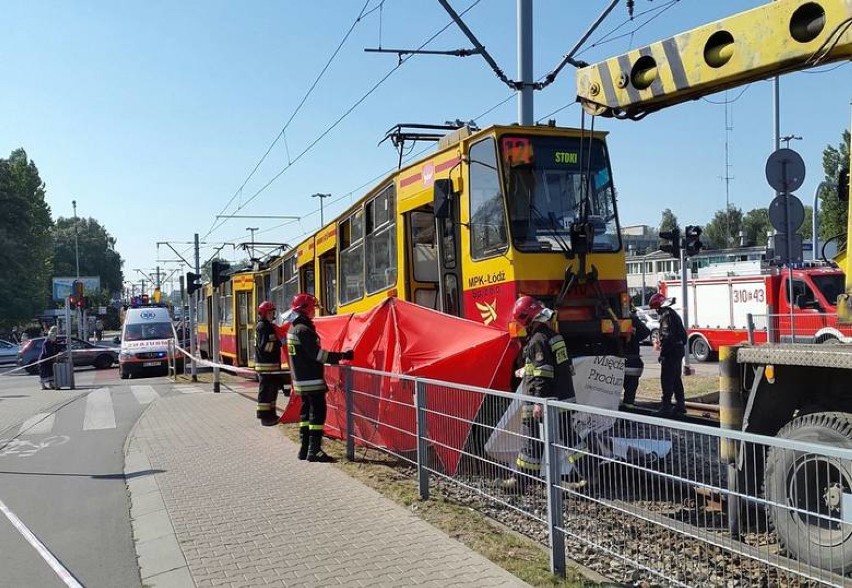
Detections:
[516, 455, 541, 472]
[308, 424, 324, 431]
[255, 362, 282, 372]
[292, 378, 326, 393]
[532, 364, 554, 378]
[299, 421, 310, 428]
[256, 403, 274, 412]
[316, 349, 328, 362]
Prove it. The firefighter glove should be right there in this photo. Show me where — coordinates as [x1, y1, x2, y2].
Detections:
[342, 349, 355, 361]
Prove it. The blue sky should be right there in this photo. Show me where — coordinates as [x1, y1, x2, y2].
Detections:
[2, 1, 850, 293]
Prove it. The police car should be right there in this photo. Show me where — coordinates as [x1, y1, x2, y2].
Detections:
[118, 305, 177, 379]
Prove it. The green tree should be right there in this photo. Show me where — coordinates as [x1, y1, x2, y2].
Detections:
[52, 217, 124, 303]
[742, 207, 771, 246]
[818, 130, 850, 242]
[704, 204, 743, 249]
[659, 208, 679, 234]
[0, 149, 53, 328]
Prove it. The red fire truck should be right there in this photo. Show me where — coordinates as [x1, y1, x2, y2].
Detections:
[661, 263, 848, 362]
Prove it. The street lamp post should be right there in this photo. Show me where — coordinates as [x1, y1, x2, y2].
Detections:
[312, 193, 331, 227]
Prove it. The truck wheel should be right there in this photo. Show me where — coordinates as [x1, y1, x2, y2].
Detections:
[120, 368, 129, 380]
[690, 336, 712, 362]
[817, 335, 841, 345]
[94, 355, 113, 369]
[764, 412, 852, 573]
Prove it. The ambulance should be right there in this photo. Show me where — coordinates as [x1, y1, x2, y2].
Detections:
[118, 305, 177, 379]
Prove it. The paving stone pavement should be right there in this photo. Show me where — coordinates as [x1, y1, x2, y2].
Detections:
[127, 389, 528, 587]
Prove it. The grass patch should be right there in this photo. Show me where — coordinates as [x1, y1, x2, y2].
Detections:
[636, 374, 718, 400]
[279, 425, 592, 587]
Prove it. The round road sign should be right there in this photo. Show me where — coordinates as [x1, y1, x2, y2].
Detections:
[769, 193, 805, 233]
[765, 148, 806, 193]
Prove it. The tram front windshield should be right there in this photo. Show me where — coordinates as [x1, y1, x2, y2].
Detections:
[501, 135, 620, 253]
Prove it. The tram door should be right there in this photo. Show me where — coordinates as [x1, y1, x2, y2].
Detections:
[236, 290, 251, 366]
[433, 180, 462, 317]
[318, 252, 337, 315]
[406, 209, 439, 310]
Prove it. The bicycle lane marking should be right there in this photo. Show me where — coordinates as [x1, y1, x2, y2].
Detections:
[0, 436, 70, 459]
[0, 497, 83, 587]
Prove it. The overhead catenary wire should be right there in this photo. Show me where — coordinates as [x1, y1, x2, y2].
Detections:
[202, 0, 485, 240]
[204, 0, 374, 239]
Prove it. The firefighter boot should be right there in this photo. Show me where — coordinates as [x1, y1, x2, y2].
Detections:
[306, 430, 336, 463]
[298, 427, 310, 461]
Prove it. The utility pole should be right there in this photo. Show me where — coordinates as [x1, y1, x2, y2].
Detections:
[246, 227, 259, 259]
[680, 248, 692, 376]
[517, 0, 533, 124]
[312, 193, 331, 227]
[72, 200, 83, 339]
[722, 97, 734, 248]
[190, 233, 200, 381]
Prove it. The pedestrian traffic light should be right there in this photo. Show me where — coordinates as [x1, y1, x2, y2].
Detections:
[659, 228, 681, 258]
[684, 225, 704, 257]
[211, 261, 230, 288]
[68, 294, 77, 308]
[186, 272, 202, 295]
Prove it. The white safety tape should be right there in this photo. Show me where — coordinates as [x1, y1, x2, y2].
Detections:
[0, 352, 69, 377]
[173, 344, 259, 378]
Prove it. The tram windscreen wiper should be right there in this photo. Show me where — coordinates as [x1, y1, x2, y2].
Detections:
[529, 204, 572, 257]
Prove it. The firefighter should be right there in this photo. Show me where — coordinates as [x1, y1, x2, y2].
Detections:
[255, 300, 286, 426]
[286, 293, 354, 462]
[622, 308, 651, 409]
[502, 296, 577, 490]
[648, 293, 687, 417]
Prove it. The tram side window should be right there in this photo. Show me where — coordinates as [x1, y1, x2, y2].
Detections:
[281, 257, 298, 308]
[366, 185, 397, 294]
[468, 137, 508, 259]
[339, 211, 365, 304]
[220, 282, 233, 325]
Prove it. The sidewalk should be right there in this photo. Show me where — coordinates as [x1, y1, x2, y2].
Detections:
[125, 386, 528, 587]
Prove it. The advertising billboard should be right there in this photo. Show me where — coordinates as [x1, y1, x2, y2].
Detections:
[52, 276, 101, 301]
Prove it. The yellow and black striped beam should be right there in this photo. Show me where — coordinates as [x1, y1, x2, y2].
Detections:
[576, 0, 852, 119]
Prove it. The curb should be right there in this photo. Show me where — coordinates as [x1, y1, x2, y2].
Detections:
[124, 406, 195, 588]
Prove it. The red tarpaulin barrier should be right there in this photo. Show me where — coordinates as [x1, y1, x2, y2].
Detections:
[280, 298, 515, 474]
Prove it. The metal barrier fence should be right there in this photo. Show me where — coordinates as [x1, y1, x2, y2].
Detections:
[747, 312, 852, 345]
[338, 365, 852, 587]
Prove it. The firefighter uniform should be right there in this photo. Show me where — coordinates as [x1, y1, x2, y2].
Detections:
[255, 318, 285, 425]
[286, 313, 352, 461]
[622, 311, 651, 407]
[658, 305, 687, 415]
[515, 322, 576, 475]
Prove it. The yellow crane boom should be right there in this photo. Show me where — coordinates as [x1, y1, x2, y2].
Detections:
[576, 0, 852, 321]
[576, 0, 852, 120]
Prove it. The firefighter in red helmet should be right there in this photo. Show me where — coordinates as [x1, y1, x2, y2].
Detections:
[255, 300, 286, 426]
[503, 295, 577, 490]
[286, 293, 354, 462]
[649, 292, 687, 417]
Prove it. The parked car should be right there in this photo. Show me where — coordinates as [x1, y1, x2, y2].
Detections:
[0, 339, 20, 364]
[17, 336, 118, 374]
[635, 306, 661, 347]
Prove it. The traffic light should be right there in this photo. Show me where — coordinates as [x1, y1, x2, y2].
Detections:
[211, 261, 230, 288]
[68, 294, 77, 308]
[73, 280, 84, 300]
[659, 228, 681, 258]
[141, 294, 150, 305]
[153, 288, 162, 304]
[186, 272, 202, 295]
[684, 225, 704, 257]
[79, 295, 87, 310]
